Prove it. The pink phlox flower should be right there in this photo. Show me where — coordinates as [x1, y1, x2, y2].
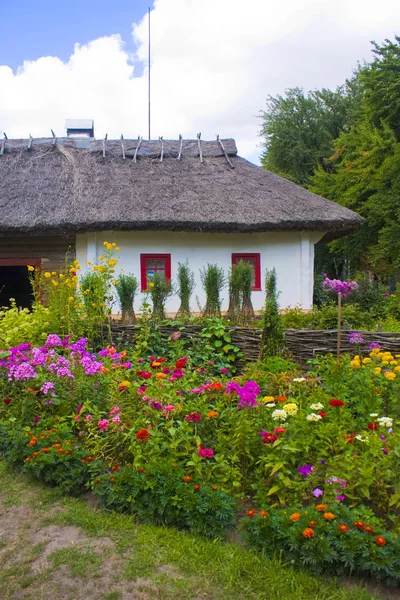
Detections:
[31, 348, 47, 367]
[163, 405, 175, 412]
[9, 362, 37, 380]
[85, 414, 92, 422]
[112, 415, 121, 424]
[56, 367, 74, 378]
[109, 406, 121, 416]
[98, 418, 110, 432]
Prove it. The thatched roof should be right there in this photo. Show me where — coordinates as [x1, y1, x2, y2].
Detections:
[0, 136, 362, 236]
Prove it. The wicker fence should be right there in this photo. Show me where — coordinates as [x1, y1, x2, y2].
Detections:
[109, 323, 400, 364]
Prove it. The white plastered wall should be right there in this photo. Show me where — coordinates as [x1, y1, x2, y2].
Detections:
[76, 230, 325, 315]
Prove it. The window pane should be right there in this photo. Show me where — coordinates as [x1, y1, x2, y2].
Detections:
[146, 260, 155, 268]
[155, 259, 166, 269]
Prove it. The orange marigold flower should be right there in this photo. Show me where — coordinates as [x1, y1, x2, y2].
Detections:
[156, 372, 165, 380]
[32, 452, 40, 457]
[338, 524, 349, 532]
[53, 443, 61, 448]
[308, 521, 317, 527]
[24, 457, 31, 462]
[193, 484, 200, 491]
[316, 504, 326, 512]
[64, 450, 72, 455]
[247, 510, 256, 518]
[183, 476, 192, 483]
[28, 437, 38, 446]
[323, 512, 336, 521]
[364, 526, 374, 533]
[207, 411, 219, 418]
[109, 477, 116, 483]
[57, 449, 64, 454]
[354, 521, 365, 530]
[86, 456, 94, 462]
[290, 513, 301, 522]
[259, 510, 268, 518]
[137, 467, 146, 473]
[375, 536, 386, 547]
[302, 528, 315, 539]
[94, 478, 101, 484]
[209, 383, 223, 391]
[275, 395, 287, 403]
[41, 448, 50, 453]
[111, 465, 119, 471]
[211, 486, 218, 492]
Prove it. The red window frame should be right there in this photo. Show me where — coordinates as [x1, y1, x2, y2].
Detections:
[231, 253, 261, 291]
[140, 254, 171, 291]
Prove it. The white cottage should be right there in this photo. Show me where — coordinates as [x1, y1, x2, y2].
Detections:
[0, 132, 362, 313]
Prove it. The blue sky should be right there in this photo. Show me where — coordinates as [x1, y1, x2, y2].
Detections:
[1, 0, 151, 72]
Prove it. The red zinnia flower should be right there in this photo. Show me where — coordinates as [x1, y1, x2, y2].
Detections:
[329, 399, 345, 407]
[275, 395, 287, 403]
[136, 429, 150, 442]
[262, 433, 278, 444]
[175, 358, 187, 369]
[367, 423, 378, 430]
[318, 412, 327, 418]
[3, 397, 11, 405]
[274, 427, 286, 434]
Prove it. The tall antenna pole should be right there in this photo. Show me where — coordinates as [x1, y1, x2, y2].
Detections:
[148, 6, 151, 141]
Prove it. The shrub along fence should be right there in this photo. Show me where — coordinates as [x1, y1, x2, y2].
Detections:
[108, 323, 400, 364]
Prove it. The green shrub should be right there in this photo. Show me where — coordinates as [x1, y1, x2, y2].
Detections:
[114, 273, 138, 324]
[242, 503, 400, 584]
[90, 460, 237, 539]
[0, 301, 52, 348]
[259, 268, 285, 358]
[6, 422, 90, 495]
[176, 261, 195, 319]
[148, 272, 173, 321]
[201, 264, 226, 318]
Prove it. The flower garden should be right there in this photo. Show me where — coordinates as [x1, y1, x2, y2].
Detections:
[0, 250, 400, 587]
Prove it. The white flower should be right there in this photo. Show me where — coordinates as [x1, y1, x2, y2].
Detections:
[310, 403, 324, 411]
[306, 413, 322, 422]
[266, 403, 276, 408]
[355, 435, 369, 442]
[272, 409, 287, 421]
[370, 413, 378, 418]
[377, 417, 393, 428]
[293, 377, 306, 383]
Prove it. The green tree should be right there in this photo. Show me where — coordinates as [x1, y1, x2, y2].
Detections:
[260, 81, 362, 185]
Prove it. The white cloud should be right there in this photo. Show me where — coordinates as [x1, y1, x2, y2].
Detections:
[1, 0, 399, 164]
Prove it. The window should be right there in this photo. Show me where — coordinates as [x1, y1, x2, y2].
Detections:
[140, 254, 171, 291]
[231, 253, 261, 291]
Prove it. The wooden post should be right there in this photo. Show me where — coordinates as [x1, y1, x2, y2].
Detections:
[337, 292, 342, 360]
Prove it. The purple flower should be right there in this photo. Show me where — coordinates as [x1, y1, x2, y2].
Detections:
[56, 367, 74, 378]
[45, 334, 63, 348]
[31, 348, 47, 367]
[322, 277, 359, 296]
[312, 488, 324, 498]
[70, 338, 87, 353]
[40, 381, 55, 394]
[33, 416, 41, 423]
[76, 405, 83, 413]
[225, 381, 241, 395]
[369, 342, 381, 350]
[298, 464, 313, 477]
[349, 332, 364, 344]
[150, 401, 163, 411]
[10, 362, 37, 380]
[335, 495, 345, 501]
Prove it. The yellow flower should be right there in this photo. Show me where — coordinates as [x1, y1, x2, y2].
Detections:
[283, 402, 298, 416]
[120, 381, 131, 388]
[350, 360, 360, 368]
[112, 279, 117, 285]
[381, 360, 389, 366]
[148, 282, 155, 288]
[156, 372, 165, 380]
[68, 296, 74, 302]
[44, 272, 51, 278]
[390, 360, 398, 366]
[112, 243, 116, 247]
[391, 294, 396, 298]
[27, 265, 35, 272]
[75, 263, 81, 270]
[99, 255, 105, 261]
[87, 261, 92, 265]
[261, 396, 275, 403]
[115, 246, 120, 251]
[374, 367, 382, 375]
[52, 271, 57, 276]
[51, 280, 58, 287]
[362, 358, 371, 364]
[394, 366, 400, 373]
[385, 372, 396, 381]
[59, 273, 64, 279]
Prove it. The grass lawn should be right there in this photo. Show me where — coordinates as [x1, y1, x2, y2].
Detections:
[0, 460, 396, 600]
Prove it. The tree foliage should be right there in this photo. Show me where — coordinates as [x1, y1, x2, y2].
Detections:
[261, 35, 400, 280]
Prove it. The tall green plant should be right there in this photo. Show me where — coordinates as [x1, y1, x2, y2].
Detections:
[227, 260, 255, 325]
[176, 261, 195, 320]
[114, 274, 138, 324]
[148, 272, 172, 321]
[201, 264, 225, 318]
[259, 268, 285, 359]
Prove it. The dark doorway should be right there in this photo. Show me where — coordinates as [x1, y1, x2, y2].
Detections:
[0, 266, 34, 309]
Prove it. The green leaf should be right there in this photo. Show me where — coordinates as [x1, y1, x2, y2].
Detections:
[267, 485, 281, 496]
[270, 462, 284, 476]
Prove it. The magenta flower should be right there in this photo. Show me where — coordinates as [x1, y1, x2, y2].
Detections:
[298, 464, 313, 477]
[40, 381, 55, 394]
[185, 413, 202, 423]
[85, 414, 92, 422]
[312, 488, 324, 498]
[220, 367, 229, 374]
[198, 446, 214, 459]
[98, 419, 110, 432]
[45, 334, 63, 348]
[112, 415, 121, 424]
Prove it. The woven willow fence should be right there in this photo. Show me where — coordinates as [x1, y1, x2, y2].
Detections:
[109, 324, 400, 364]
